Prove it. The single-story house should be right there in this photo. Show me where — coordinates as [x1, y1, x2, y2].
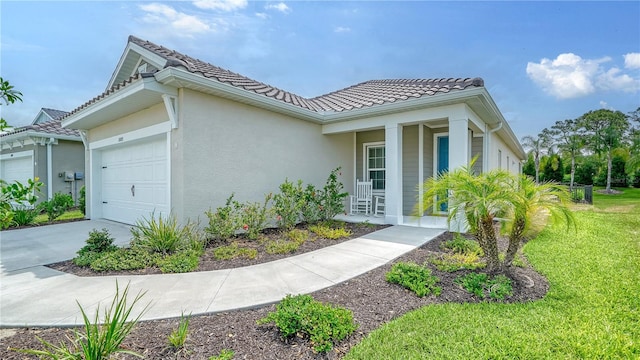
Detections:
[61, 35, 525, 226]
[1, 108, 85, 203]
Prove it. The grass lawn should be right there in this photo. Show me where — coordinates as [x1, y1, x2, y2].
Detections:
[33, 209, 85, 224]
[346, 188, 640, 359]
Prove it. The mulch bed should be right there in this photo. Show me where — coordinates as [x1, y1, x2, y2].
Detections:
[1, 231, 549, 360]
[3, 217, 87, 231]
[47, 222, 390, 276]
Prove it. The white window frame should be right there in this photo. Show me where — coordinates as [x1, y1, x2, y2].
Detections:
[363, 141, 385, 195]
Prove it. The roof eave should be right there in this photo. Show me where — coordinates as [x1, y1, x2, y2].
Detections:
[62, 76, 178, 131]
[1, 130, 80, 143]
[154, 67, 324, 124]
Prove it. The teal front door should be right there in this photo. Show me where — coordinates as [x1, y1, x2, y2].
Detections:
[437, 136, 449, 212]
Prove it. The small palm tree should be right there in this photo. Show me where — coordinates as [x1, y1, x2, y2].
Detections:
[503, 175, 575, 267]
[418, 165, 513, 272]
[417, 165, 575, 273]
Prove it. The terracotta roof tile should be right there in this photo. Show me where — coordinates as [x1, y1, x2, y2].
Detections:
[63, 36, 485, 120]
[41, 108, 69, 121]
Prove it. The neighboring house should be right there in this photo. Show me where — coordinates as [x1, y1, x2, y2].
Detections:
[1, 108, 85, 203]
[61, 35, 525, 226]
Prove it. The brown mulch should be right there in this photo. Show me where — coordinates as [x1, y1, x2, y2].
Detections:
[4, 217, 88, 231]
[47, 222, 390, 276]
[1, 231, 549, 360]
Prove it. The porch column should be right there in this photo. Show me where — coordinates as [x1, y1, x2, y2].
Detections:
[448, 118, 469, 170]
[448, 118, 469, 232]
[385, 123, 402, 225]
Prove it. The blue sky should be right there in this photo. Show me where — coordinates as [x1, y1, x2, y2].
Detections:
[1, 1, 639, 139]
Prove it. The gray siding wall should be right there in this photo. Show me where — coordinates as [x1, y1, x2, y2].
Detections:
[422, 126, 434, 215]
[472, 136, 483, 175]
[355, 129, 384, 182]
[51, 140, 85, 202]
[402, 125, 419, 216]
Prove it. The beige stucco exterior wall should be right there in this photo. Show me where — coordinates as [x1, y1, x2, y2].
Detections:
[87, 103, 168, 143]
[489, 131, 522, 175]
[175, 89, 353, 221]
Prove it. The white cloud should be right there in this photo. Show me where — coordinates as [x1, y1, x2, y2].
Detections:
[624, 52, 640, 69]
[265, 2, 291, 14]
[139, 3, 210, 36]
[334, 26, 351, 33]
[193, 0, 247, 12]
[255, 12, 269, 19]
[526, 53, 640, 99]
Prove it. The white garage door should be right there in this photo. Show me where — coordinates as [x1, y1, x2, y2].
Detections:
[101, 137, 168, 225]
[1, 153, 33, 185]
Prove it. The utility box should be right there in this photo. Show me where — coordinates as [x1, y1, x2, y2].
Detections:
[64, 171, 75, 182]
[75, 171, 84, 180]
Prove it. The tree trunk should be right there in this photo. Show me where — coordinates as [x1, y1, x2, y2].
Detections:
[570, 156, 575, 192]
[480, 217, 501, 273]
[534, 156, 540, 184]
[506, 217, 526, 267]
[606, 149, 613, 192]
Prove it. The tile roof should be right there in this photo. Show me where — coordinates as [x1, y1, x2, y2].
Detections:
[41, 108, 70, 121]
[1, 119, 80, 138]
[62, 35, 485, 120]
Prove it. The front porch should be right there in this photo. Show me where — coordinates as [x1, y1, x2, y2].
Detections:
[329, 103, 490, 228]
[335, 213, 448, 229]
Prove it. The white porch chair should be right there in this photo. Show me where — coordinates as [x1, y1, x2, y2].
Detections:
[374, 196, 385, 216]
[349, 180, 373, 215]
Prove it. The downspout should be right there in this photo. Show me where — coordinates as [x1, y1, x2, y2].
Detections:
[47, 138, 53, 200]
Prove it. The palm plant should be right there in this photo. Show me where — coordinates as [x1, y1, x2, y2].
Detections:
[417, 164, 575, 273]
[417, 164, 513, 272]
[503, 175, 576, 267]
[521, 131, 553, 183]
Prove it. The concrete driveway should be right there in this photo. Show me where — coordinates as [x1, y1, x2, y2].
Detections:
[1, 220, 132, 275]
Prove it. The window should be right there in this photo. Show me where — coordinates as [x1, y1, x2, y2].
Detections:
[366, 145, 385, 190]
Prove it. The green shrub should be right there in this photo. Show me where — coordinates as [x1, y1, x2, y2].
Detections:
[286, 229, 309, 245]
[318, 167, 348, 220]
[273, 179, 304, 230]
[131, 213, 204, 255]
[301, 184, 323, 224]
[168, 312, 190, 349]
[240, 194, 272, 240]
[11, 207, 38, 226]
[257, 294, 358, 353]
[79, 185, 86, 214]
[454, 273, 513, 300]
[16, 282, 147, 359]
[308, 222, 352, 239]
[265, 240, 300, 254]
[84, 228, 117, 253]
[39, 192, 74, 222]
[440, 234, 483, 255]
[386, 262, 442, 297]
[90, 248, 156, 272]
[0, 205, 13, 230]
[209, 349, 235, 360]
[157, 250, 200, 273]
[1, 178, 43, 208]
[429, 253, 486, 272]
[205, 194, 242, 241]
[74, 228, 118, 266]
[213, 243, 257, 260]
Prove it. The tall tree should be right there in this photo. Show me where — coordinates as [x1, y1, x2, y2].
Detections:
[627, 107, 640, 173]
[521, 130, 553, 183]
[0, 77, 23, 132]
[579, 109, 629, 192]
[550, 118, 584, 190]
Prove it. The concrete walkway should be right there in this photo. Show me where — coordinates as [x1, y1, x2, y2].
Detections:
[0, 221, 444, 327]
